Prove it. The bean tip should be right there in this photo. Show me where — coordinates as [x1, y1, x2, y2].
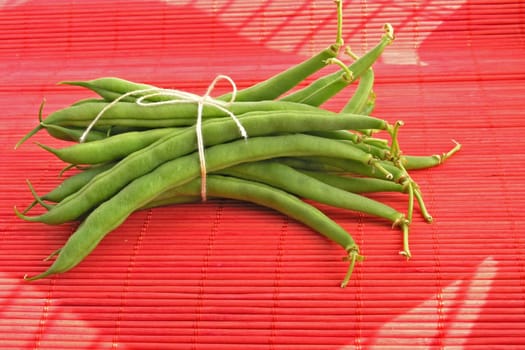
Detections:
[13, 205, 40, 222]
[23, 271, 51, 282]
[399, 250, 412, 260]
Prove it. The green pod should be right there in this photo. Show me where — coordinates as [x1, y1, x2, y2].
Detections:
[44, 163, 116, 203]
[403, 141, 461, 170]
[341, 68, 375, 114]
[140, 195, 201, 210]
[215, 160, 406, 224]
[297, 169, 405, 193]
[71, 98, 106, 106]
[161, 175, 358, 252]
[37, 128, 180, 165]
[37, 100, 324, 129]
[44, 124, 108, 143]
[21, 163, 116, 214]
[280, 156, 407, 184]
[61, 77, 160, 103]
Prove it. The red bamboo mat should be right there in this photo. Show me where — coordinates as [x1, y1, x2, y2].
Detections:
[1, 1, 525, 349]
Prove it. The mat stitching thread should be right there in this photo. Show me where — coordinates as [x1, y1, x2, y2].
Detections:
[33, 277, 56, 349]
[111, 209, 151, 349]
[269, 216, 289, 350]
[354, 212, 364, 350]
[192, 201, 222, 349]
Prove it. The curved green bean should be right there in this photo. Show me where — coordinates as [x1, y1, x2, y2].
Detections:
[61, 77, 159, 103]
[36, 100, 326, 129]
[44, 124, 108, 143]
[403, 141, 461, 170]
[294, 169, 406, 194]
[215, 160, 407, 225]
[22, 163, 116, 214]
[37, 128, 179, 165]
[341, 67, 375, 114]
[151, 174, 363, 287]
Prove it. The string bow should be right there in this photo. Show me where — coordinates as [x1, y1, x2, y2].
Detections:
[80, 75, 248, 201]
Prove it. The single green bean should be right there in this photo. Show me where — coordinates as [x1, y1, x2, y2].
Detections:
[280, 156, 407, 184]
[44, 124, 108, 143]
[140, 195, 201, 210]
[296, 169, 406, 194]
[37, 128, 179, 165]
[403, 141, 461, 170]
[71, 98, 106, 106]
[341, 67, 375, 114]
[61, 78, 160, 103]
[150, 174, 363, 287]
[36, 100, 327, 129]
[214, 160, 407, 225]
[22, 163, 116, 214]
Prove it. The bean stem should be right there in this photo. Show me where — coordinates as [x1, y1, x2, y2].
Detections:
[403, 140, 461, 170]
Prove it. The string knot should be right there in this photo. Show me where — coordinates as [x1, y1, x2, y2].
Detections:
[80, 75, 247, 202]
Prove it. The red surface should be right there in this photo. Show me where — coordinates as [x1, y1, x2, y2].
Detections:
[1, 1, 525, 349]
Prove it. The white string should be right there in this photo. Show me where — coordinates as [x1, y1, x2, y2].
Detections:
[80, 75, 247, 201]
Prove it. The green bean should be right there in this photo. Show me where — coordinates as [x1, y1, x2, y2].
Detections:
[296, 169, 406, 194]
[61, 77, 159, 103]
[338, 139, 392, 160]
[215, 160, 407, 225]
[155, 174, 363, 287]
[37, 128, 179, 165]
[140, 195, 201, 210]
[280, 24, 394, 106]
[35, 100, 327, 129]
[71, 97, 106, 106]
[361, 90, 376, 116]
[44, 124, 108, 143]
[294, 155, 439, 228]
[22, 163, 115, 214]
[15, 113, 391, 225]
[17, 99, 326, 145]
[402, 141, 461, 170]
[307, 130, 361, 143]
[281, 156, 407, 184]
[341, 67, 375, 114]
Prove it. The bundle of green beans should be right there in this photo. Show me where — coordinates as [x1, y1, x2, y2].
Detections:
[14, 1, 460, 287]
